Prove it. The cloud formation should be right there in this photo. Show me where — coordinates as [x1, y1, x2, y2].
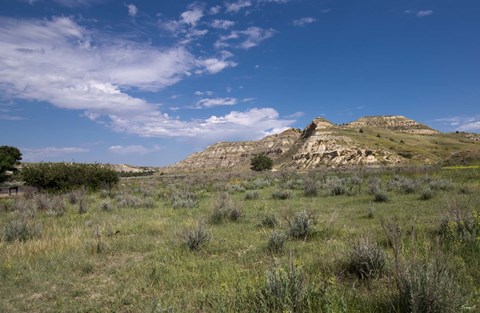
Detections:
[109, 145, 162, 155]
[404, 9, 434, 18]
[127, 3, 138, 17]
[22, 146, 89, 161]
[293, 17, 317, 27]
[0, 15, 293, 143]
[215, 26, 275, 49]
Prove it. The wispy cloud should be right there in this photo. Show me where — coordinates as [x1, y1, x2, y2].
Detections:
[225, 0, 252, 14]
[108, 108, 294, 142]
[0, 16, 295, 143]
[215, 26, 275, 49]
[404, 9, 434, 18]
[109, 145, 162, 155]
[127, 3, 138, 17]
[196, 97, 238, 108]
[211, 19, 235, 29]
[293, 17, 317, 27]
[22, 146, 89, 161]
[432, 116, 480, 132]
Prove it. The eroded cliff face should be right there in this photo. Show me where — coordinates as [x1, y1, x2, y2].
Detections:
[278, 117, 401, 169]
[168, 115, 473, 172]
[345, 115, 438, 134]
[170, 128, 302, 171]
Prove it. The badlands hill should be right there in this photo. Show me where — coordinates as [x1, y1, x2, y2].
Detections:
[169, 115, 479, 172]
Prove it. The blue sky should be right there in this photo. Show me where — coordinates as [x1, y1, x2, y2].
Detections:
[0, 0, 479, 166]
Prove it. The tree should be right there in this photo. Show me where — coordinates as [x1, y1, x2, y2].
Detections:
[250, 153, 273, 171]
[0, 146, 22, 183]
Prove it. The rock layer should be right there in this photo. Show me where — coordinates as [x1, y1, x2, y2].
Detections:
[169, 115, 477, 172]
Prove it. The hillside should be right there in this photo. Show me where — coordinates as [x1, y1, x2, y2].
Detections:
[169, 115, 479, 172]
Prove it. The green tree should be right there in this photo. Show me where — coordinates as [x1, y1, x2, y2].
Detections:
[250, 153, 273, 171]
[0, 146, 22, 183]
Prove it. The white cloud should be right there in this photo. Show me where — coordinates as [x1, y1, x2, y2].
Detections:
[196, 97, 238, 108]
[404, 9, 434, 18]
[108, 108, 295, 142]
[432, 116, 480, 132]
[109, 145, 161, 155]
[416, 10, 433, 17]
[0, 17, 296, 144]
[180, 6, 204, 26]
[209, 5, 222, 15]
[194, 90, 213, 96]
[0, 114, 25, 120]
[225, 0, 252, 14]
[127, 3, 138, 17]
[22, 146, 89, 161]
[211, 19, 235, 29]
[216, 26, 275, 49]
[196, 57, 237, 74]
[293, 17, 317, 27]
[0, 16, 232, 116]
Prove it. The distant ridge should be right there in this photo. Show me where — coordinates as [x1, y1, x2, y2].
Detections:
[169, 115, 478, 172]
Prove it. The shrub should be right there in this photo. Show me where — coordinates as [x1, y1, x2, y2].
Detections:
[210, 192, 242, 224]
[245, 190, 259, 200]
[288, 210, 315, 240]
[184, 224, 211, 251]
[272, 190, 293, 200]
[396, 261, 464, 313]
[78, 198, 87, 214]
[373, 189, 389, 202]
[34, 194, 65, 217]
[171, 190, 199, 209]
[3, 216, 41, 242]
[419, 188, 433, 200]
[252, 263, 347, 313]
[68, 189, 85, 204]
[250, 154, 273, 171]
[347, 238, 386, 279]
[439, 208, 480, 242]
[303, 176, 318, 197]
[367, 207, 375, 219]
[267, 231, 286, 253]
[22, 162, 119, 191]
[100, 201, 113, 211]
[258, 213, 278, 228]
[116, 193, 143, 208]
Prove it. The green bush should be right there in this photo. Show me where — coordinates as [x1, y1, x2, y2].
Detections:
[258, 213, 278, 228]
[250, 154, 273, 171]
[210, 192, 242, 224]
[3, 216, 42, 242]
[184, 224, 211, 251]
[171, 190, 199, 209]
[252, 263, 347, 313]
[272, 189, 293, 200]
[288, 210, 315, 240]
[22, 163, 119, 191]
[267, 231, 286, 253]
[347, 238, 386, 279]
[245, 190, 260, 200]
[396, 262, 464, 313]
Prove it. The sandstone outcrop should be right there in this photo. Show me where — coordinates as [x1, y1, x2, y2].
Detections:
[168, 115, 477, 172]
[345, 115, 438, 134]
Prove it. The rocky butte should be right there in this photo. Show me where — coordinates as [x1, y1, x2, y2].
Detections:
[169, 115, 479, 172]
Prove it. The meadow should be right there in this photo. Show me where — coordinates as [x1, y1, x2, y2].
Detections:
[1, 166, 479, 312]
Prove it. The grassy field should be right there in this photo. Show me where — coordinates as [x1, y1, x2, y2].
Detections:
[1, 167, 480, 312]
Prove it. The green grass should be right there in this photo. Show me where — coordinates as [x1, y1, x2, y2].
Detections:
[1, 168, 479, 312]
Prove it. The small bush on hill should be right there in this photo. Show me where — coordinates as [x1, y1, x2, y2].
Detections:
[22, 163, 119, 191]
[250, 154, 273, 171]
